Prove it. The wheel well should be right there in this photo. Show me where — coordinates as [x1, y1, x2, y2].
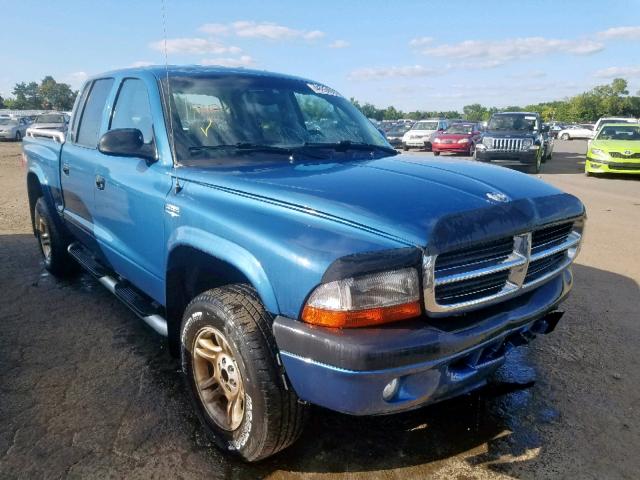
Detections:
[26, 173, 43, 234]
[165, 246, 253, 356]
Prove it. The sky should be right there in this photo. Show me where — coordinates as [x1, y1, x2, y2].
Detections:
[2, 0, 640, 111]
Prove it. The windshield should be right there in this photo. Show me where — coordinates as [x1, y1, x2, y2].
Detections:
[35, 114, 65, 123]
[0, 119, 16, 126]
[488, 114, 538, 131]
[596, 125, 640, 141]
[163, 74, 390, 164]
[387, 125, 411, 135]
[446, 123, 474, 134]
[411, 121, 438, 131]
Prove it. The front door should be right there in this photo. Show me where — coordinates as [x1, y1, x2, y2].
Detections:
[93, 77, 172, 303]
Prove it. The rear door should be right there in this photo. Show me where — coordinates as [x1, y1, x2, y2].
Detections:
[93, 77, 172, 303]
[60, 78, 114, 243]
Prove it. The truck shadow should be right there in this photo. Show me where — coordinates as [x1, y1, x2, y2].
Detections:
[1, 233, 638, 478]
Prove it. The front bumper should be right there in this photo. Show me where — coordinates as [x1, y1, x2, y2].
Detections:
[0, 131, 16, 139]
[432, 142, 471, 153]
[274, 270, 572, 415]
[475, 148, 538, 163]
[404, 138, 430, 148]
[586, 157, 640, 175]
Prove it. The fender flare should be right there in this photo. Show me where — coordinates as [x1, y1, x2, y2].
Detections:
[166, 226, 280, 314]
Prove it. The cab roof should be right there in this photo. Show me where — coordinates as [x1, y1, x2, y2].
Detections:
[92, 65, 315, 84]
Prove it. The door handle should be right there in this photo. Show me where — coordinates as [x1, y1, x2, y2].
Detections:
[95, 175, 105, 190]
[62, 163, 70, 175]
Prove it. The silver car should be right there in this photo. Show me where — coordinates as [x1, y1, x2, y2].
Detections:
[0, 117, 30, 141]
[30, 113, 69, 132]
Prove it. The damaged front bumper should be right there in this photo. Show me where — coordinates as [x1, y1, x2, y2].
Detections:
[273, 269, 572, 415]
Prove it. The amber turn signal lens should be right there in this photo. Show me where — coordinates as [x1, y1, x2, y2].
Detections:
[301, 301, 422, 328]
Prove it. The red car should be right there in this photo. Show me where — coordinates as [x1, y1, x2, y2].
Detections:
[432, 122, 482, 156]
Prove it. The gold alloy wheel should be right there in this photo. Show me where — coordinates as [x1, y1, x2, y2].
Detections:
[34, 209, 52, 260]
[192, 326, 245, 431]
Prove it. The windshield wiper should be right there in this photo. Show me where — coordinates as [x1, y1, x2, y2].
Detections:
[189, 143, 327, 159]
[189, 143, 293, 154]
[303, 141, 398, 156]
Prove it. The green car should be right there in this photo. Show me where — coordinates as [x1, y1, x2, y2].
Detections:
[586, 123, 640, 176]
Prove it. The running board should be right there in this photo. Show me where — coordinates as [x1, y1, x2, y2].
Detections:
[67, 242, 168, 337]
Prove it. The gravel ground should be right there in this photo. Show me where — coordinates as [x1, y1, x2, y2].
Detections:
[0, 140, 638, 479]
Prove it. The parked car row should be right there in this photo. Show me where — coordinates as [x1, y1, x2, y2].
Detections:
[0, 112, 69, 141]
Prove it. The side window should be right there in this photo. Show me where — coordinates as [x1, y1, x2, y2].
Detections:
[76, 78, 114, 148]
[110, 79, 154, 143]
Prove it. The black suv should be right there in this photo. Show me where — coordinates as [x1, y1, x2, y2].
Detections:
[475, 112, 551, 173]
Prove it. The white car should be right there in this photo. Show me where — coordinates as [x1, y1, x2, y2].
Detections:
[557, 124, 595, 140]
[593, 116, 637, 134]
[402, 119, 448, 150]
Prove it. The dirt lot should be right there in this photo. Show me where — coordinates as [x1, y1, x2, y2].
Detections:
[1, 140, 638, 479]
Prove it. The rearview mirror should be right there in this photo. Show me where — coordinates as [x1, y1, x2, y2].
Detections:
[98, 128, 156, 162]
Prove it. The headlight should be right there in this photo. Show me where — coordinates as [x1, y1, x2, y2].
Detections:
[457, 138, 470, 143]
[433, 137, 442, 143]
[591, 148, 606, 157]
[568, 216, 586, 261]
[522, 139, 533, 148]
[302, 267, 421, 328]
[482, 137, 492, 147]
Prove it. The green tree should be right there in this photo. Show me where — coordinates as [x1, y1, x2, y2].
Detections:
[0, 95, 4, 109]
[12, 81, 40, 109]
[462, 103, 487, 121]
[39, 76, 76, 110]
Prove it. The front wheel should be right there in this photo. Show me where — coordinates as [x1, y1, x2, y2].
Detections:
[433, 151, 440, 156]
[181, 285, 307, 462]
[528, 153, 542, 174]
[561, 133, 570, 140]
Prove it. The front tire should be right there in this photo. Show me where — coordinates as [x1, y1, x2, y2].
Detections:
[528, 153, 542, 174]
[34, 197, 76, 277]
[180, 285, 307, 462]
[561, 133, 570, 140]
[433, 151, 440, 156]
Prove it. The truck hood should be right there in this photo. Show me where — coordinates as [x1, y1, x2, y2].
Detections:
[484, 130, 537, 139]
[176, 154, 584, 250]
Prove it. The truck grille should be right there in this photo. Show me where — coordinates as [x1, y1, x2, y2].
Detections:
[485, 137, 528, 151]
[609, 152, 640, 159]
[424, 220, 582, 315]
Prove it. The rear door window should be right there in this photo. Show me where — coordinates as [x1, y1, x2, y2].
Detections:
[75, 78, 114, 148]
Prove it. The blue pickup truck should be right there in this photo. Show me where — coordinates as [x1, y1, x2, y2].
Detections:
[23, 66, 585, 461]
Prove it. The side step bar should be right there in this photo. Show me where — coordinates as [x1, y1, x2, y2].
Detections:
[67, 242, 168, 337]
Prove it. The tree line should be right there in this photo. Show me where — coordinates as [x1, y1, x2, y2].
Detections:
[0, 76, 77, 111]
[351, 78, 640, 123]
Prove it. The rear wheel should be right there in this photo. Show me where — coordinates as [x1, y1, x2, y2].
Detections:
[34, 197, 76, 277]
[561, 133, 570, 140]
[181, 285, 307, 462]
[433, 151, 440, 156]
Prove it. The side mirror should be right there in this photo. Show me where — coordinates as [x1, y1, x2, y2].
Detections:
[99, 128, 156, 162]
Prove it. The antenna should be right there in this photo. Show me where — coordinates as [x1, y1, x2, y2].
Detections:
[161, 0, 178, 167]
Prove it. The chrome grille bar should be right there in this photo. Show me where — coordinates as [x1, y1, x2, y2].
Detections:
[424, 220, 583, 316]
[487, 137, 525, 151]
